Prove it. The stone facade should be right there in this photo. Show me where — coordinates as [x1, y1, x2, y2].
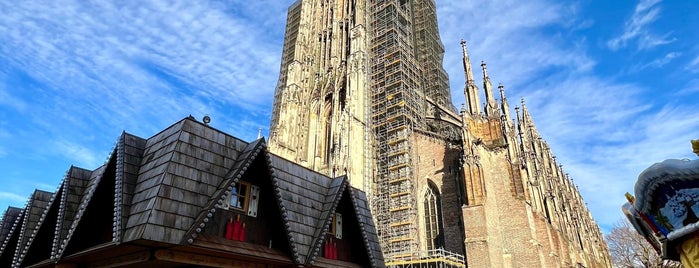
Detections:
[269, 0, 611, 267]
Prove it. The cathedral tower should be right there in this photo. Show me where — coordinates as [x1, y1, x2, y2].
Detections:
[269, 1, 611, 267]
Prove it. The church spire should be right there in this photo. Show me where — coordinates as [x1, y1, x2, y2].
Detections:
[461, 39, 480, 115]
[481, 61, 498, 117]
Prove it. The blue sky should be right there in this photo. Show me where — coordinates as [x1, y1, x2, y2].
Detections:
[1, 0, 697, 234]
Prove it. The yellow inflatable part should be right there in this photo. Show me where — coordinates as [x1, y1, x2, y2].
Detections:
[678, 235, 699, 268]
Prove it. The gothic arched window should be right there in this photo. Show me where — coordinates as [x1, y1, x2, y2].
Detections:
[424, 182, 445, 251]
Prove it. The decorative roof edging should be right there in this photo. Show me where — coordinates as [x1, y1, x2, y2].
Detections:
[307, 177, 348, 266]
[0, 209, 24, 257]
[348, 188, 384, 268]
[51, 172, 69, 260]
[12, 190, 53, 268]
[15, 184, 61, 266]
[55, 143, 116, 259]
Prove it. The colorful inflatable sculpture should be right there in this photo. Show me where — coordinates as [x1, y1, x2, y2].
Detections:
[623, 140, 699, 267]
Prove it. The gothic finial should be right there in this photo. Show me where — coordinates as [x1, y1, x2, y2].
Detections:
[461, 39, 480, 115]
[481, 61, 489, 79]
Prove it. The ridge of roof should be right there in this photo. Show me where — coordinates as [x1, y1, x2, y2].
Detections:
[126, 117, 249, 244]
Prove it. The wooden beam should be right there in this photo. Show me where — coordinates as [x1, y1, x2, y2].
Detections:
[154, 249, 270, 268]
[88, 250, 151, 268]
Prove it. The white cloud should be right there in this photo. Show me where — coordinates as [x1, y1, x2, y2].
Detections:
[54, 140, 101, 169]
[634, 51, 681, 71]
[0, 192, 27, 204]
[688, 54, 699, 73]
[0, 0, 288, 139]
[607, 0, 674, 51]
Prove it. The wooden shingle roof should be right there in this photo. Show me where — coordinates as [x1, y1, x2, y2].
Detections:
[124, 118, 249, 244]
[1, 116, 385, 267]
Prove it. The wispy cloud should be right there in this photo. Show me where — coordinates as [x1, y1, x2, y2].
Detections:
[688, 54, 699, 73]
[0, 192, 27, 204]
[53, 140, 101, 169]
[0, 0, 287, 139]
[633, 51, 681, 71]
[607, 0, 674, 51]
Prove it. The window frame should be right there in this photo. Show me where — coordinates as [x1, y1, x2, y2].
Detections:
[228, 181, 252, 212]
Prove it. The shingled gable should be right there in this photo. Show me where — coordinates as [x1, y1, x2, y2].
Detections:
[12, 190, 53, 267]
[17, 182, 63, 267]
[0, 207, 22, 251]
[57, 152, 115, 258]
[347, 188, 384, 265]
[182, 138, 267, 245]
[307, 175, 348, 263]
[124, 117, 247, 244]
[310, 181, 385, 268]
[267, 153, 385, 267]
[51, 166, 91, 260]
[0, 208, 24, 267]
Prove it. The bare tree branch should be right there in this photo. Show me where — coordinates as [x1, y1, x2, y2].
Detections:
[605, 219, 682, 268]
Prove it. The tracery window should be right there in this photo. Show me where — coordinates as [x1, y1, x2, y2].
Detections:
[423, 182, 445, 251]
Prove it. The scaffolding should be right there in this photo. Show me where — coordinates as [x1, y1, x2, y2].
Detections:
[369, 0, 420, 263]
[412, 0, 452, 108]
[388, 249, 466, 268]
[368, 1, 465, 267]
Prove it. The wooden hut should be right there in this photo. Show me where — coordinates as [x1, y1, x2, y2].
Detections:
[0, 117, 385, 268]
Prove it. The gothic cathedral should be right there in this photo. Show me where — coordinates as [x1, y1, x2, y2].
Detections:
[268, 0, 611, 267]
